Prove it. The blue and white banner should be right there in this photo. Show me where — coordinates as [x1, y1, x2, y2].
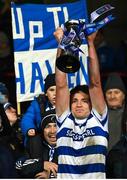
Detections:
[11, 0, 88, 102]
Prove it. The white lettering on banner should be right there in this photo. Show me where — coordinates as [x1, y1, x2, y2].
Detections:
[11, 8, 25, 39]
[63, 7, 69, 23]
[14, 46, 88, 102]
[11, 6, 69, 41]
[29, 21, 43, 51]
[16, 60, 88, 94]
[47, 7, 69, 28]
[47, 7, 61, 28]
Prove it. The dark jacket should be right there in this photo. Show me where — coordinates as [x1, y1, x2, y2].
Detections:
[106, 135, 127, 178]
[0, 104, 24, 178]
[16, 135, 58, 178]
[106, 99, 127, 178]
[0, 104, 24, 160]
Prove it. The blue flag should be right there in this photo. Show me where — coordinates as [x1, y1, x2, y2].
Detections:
[11, 0, 89, 102]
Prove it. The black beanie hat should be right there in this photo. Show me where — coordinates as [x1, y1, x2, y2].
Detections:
[44, 73, 56, 93]
[41, 109, 56, 132]
[104, 73, 126, 94]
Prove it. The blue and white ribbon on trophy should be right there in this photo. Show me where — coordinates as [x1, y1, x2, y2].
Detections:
[59, 4, 115, 56]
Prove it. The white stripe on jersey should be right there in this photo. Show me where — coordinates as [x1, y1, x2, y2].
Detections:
[59, 154, 105, 166]
[57, 135, 108, 149]
[57, 172, 105, 179]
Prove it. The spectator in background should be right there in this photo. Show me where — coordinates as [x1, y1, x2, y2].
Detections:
[16, 109, 58, 178]
[104, 73, 127, 178]
[0, 103, 24, 178]
[94, 29, 116, 73]
[4, 102, 24, 148]
[54, 28, 108, 178]
[0, 82, 22, 141]
[4, 102, 17, 125]
[0, 82, 16, 126]
[0, 103, 24, 161]
[21, 73, 56, 146]
[0, 82, 24, 165]
[104, 73, 127, 151]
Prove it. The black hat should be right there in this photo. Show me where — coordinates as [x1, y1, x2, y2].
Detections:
[41, 109, 56, 132]
[44, 73, 56, 93]
[104, 73, 126, 94]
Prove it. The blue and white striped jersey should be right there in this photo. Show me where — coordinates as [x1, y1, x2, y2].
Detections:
[56, 107, 108, 179]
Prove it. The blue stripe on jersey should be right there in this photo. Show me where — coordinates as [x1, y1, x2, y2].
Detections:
[58, 163, 105, 174]
[56, 120, 61, 128]
[101, 114, 108, 126]
[57, 113, 71, 128]
[57, 113, 93, 128]
[57, 145, 107, 156]
[68, 113, 75, 120]
[68, 113, 93, 127]
[57, 126, 108, 141]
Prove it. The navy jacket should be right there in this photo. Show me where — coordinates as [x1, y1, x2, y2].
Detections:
[16, 135, 58, 178]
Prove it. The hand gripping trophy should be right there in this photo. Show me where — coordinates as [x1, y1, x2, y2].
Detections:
[56, 4, 115, 73]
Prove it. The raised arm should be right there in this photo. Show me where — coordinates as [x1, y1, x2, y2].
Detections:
[54, 28, 70, 116]
[87, 32, 106, 114]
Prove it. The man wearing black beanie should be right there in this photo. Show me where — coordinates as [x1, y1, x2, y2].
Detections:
[104, 73, 126, 109]
[105, 73, 127, 178]
[104, 73, 126, 151]
[16, 109, 58, 178]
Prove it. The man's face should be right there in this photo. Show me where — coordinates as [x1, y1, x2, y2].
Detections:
[46, 86, 56, 106]
[105, 88, 125, 109]
[43, 122, 57, 146]
[71, 91, 91, 119]
[5, 106, 17, 125]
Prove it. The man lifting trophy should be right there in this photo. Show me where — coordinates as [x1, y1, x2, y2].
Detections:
[56, 4, 115, 73]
